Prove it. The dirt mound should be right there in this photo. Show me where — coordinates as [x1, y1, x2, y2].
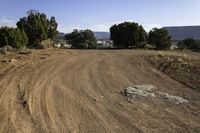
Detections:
[148, 54, 200, 91]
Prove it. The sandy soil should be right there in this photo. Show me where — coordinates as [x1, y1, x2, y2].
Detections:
[148, 54, 200, 91]
[0, 49, 199, 133]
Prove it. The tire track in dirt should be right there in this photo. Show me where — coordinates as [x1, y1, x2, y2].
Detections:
[0, 50, 199, 132]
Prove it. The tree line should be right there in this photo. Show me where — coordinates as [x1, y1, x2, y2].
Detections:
[65, 29, 97, 49]
[0, 10, 58, 49]
[110, 22, 172, 50]
[0, 10, 199, 52]
[65, 22, 172, 50]
[177, 38, 200, 52]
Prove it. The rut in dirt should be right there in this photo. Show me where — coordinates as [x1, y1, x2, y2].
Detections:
[0, 50, 199, 133]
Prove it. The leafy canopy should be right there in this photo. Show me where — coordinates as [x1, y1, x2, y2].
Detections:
[0, 26, 28, 49]
[148, 28, 172, 50]
[16, 10, 58, 47]
[110, 22, 147, 48]
[178, 38, 200, 52]
[65, 29, 97, 49]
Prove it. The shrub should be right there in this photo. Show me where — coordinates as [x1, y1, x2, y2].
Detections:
[178, 38, 200, 52]
[65, 29, 97, 49]
[37, 39, 53, 49]
[110, 22, 147, 48]
[0, 27, 28, 49]
[148, 28, 172, 50]
[17, 10, 58, 48]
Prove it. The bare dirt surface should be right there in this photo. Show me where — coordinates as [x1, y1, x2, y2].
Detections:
[0, 49, 199, 133]
[148, 54, 200, 91]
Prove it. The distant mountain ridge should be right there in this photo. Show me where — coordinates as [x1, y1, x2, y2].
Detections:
[56, 32, 110, 40]
[94, 32, 110, 40]
[163, 26, 200, 41]
[56, 32, 65, 39]
[58, 26, 200, 41]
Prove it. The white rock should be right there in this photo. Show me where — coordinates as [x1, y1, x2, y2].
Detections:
[125, 85, 155, 97]
[157, 92, 188, 104]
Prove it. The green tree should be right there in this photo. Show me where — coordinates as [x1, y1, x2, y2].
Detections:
[17, 10, 58, 47]
[178, 38, 200, 52]
[48, 17, 59, 40]
[110, 22, 147, 48]
[0, 27, 28, 49]
[65, 29, 97, 49]
[148, 28, 172, 50]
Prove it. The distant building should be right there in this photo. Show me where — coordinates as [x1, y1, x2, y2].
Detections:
[97, 40, 113, 49]
[170, 43, 178, 50]
[53, 39, 71, 48]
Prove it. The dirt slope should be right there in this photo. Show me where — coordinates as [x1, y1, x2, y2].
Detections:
[148, 54, 200, 91]
[0, 49, 199, 133]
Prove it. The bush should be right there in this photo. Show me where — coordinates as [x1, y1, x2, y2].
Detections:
[178, 38, 200, 52]
[0, 27, 28, 49]
[192, 42, 200, 52]
[17, 10, 58, 48]
[37, 39, 53, 49]
[65, 29, 97, 49]
[177, 42, 187, 51]
[110, 22, 147, 48]
[148, 28, 172, 50]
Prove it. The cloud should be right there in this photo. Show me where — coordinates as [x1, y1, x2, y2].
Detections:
[0, 17, 16, 27]
[87, 19, 162, 32]
[58, 24, 82, 33]
[80, 16, 95, 22]
[89, 24, 112, 32]
[143, 24, 162, 32]
[58, 20, 137, 33]
[88, 21, 131, 32]
[89, 21, 162, 32]
[58, 20, 163, 33]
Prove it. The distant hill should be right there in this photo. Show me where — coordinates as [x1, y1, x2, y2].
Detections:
[163, 26, 200, 41]
[56, 32, 110, 40]
[56, 32, 65, 39]
[94, 32, 110, 40]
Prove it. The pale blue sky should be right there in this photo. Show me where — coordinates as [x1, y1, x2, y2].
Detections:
[0, 0, 199, 32]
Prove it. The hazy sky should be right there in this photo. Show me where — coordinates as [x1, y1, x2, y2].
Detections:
[0, 0, 199, 32]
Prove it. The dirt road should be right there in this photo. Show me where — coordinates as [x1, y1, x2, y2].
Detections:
[0, 49, 199, 133]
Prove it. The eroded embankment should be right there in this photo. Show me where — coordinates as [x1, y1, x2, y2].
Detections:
[147, 54, 200, 91]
